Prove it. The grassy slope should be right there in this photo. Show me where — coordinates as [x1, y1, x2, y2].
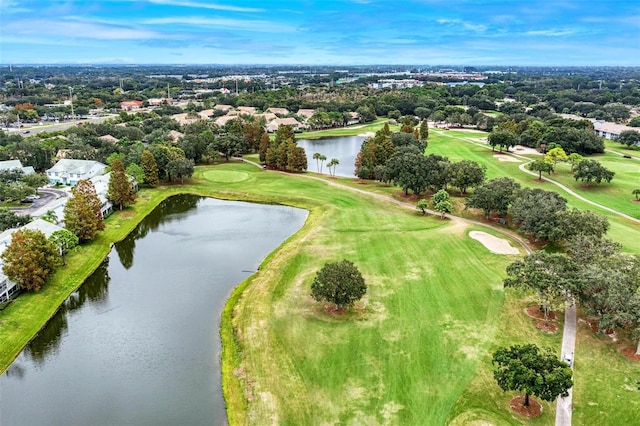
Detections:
[297, 118, 399, 139]
[215, 164, 529, 424]
[427, 129, 640, 252]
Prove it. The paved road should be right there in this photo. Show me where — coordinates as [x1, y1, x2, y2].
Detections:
[4, 115, 117, 136]
[556, 302, 577, 426]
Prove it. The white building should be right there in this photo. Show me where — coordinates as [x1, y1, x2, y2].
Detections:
[0, 159, 35, 175]
[46, 159, 107, 186]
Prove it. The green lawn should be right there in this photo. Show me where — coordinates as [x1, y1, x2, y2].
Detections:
[214, 163, 535, 424]
[297, 118, 399, 139]
[1, 144, 639, 425]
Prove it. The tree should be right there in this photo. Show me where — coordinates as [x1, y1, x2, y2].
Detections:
[416, 199, 428, 215]
[544, 147, 568, 172]
[492, 344, 572, 408]
[633, 189, 640, 201]
[449, 160, 486, 194]
[313, 152, 323, 173]
[107, 159, 136, 210]
[213, 134, 247, 161]
[419, 119, 429, 141]
[566, 153, 583, 168]
[504, 251, 578, 321]
[319, 154, 327, 174]
[528, 159, 554, 180]
[327, 158, 339, 177]
[21, 173, 49, 195]
[141, 149, 159, 187]
[40, 210, 58, 224]
[311, 259, 366, 310]
[126, 163, 145, 185]
[552, 209, 609, 242]
[2, 229, 60, 291]
[511, 188, 567, 242]
[166, 158, 194, 183]
[287, 145, 308, 172]
[572, 159, 615, 184]
[432, 189, 452, 219]
[0, 208, 30, 232]
[384, 146, 429, 195]
[465, 177, 521, 219]
[617, 130, 640, 147]
[49, 229, 79, 266]
[64, 179, 104, 242]
[488, 131, 516, 152]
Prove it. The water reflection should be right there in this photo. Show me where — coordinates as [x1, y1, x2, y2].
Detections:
[22, 259, 111, 367]
[0, 194, 308, 426]
[296, 135, 365, 178]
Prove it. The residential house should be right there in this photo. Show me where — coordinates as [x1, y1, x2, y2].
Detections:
[267, 107, 290, 116]
[266, 117, 304, 133]
[237, 106, 257, 115]
[215, 115, 239, 127]
[120, 100, 143, 111]
[0, 219, 64, 305]
[168, 130, 185, 141]
[214, 104, 233, 113]
[296, 109, 316, 121]
[98, 135, 119, 144]
[345, 112, 361, 125]
[0, 159, 35, 175]
[46, 159, 107, 186]
[592, 121, 634, 140]
[254, 113, 277, 123]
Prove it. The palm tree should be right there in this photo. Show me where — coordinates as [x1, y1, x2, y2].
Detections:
[313, 152, 322, 173]
[319, 154, 327, 174]
[327, 158, 339, 177]
[633, 188, 640, 201]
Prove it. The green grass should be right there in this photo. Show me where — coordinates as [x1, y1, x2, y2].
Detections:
[427, 128, 640, 253]
[297, 118, 399, 139]
[224, 172, 528, 424]
[2, 137, 639, 425]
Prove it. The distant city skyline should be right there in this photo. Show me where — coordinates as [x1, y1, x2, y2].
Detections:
[1, 0, 639, 66]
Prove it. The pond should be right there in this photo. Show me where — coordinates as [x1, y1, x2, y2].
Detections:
[0, 195, 308, 426]
[296, 135, 366, 178]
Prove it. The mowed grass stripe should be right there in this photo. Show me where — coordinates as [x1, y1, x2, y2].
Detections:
[229, 173, 514, 424]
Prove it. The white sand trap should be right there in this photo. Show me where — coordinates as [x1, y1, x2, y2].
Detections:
[512, 145, 542, 155]
[493, 154, 521, 162]
[359, 131, 375, 138]
[469, 231, 519, 255]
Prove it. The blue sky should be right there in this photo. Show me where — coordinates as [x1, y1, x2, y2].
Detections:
[1, 0, 639, 65]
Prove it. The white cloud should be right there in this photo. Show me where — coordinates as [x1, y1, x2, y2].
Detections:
[148, 0, 264, 13]
[142, 17, 296, 32]
[525, 29, 576, 37]
[4, 19, 159, 40]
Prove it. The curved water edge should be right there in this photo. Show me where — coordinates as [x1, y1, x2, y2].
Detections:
[296, 135, 366, 178]
[0, 194, 308, 425]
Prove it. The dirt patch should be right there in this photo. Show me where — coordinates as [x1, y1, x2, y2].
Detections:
[534, 320, 558, 333]
[469, 231, 519, 255]
[621, 347, 640, 362]
[509, 396, 542, 417]
[324, 304, 348, 315]
[525, 305, 557, 321]
[631, 199, 640, 204]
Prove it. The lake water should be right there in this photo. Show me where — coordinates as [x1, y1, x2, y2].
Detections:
[0, 195, 308, 426]
[296, 135, 366, 178]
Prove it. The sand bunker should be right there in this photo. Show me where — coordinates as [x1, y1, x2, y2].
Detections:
[493, 154, 521, 162]
[359, 131, 375, 138]
[512, 145, 542, 155]
[469, 231, 519, 255]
